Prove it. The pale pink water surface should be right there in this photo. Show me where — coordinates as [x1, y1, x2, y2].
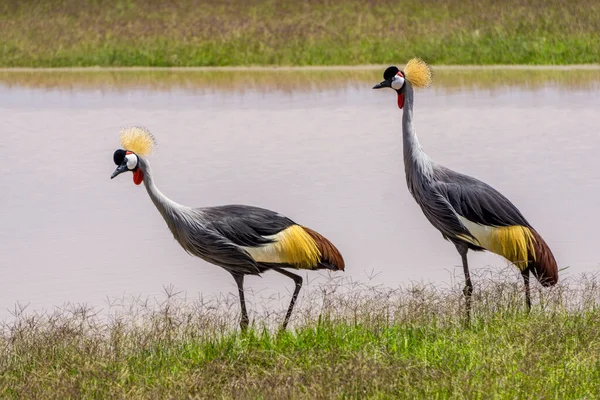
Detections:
[0, 70, 599, 319]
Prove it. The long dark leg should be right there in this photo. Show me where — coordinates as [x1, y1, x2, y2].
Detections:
[232, 273, 249, 331]
[522, 268, 531, 312]
[272, 267, 303, 330]
[455, 243, 473, 321]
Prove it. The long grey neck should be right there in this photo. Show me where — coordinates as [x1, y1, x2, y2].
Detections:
[138, 158, 188, 223]
[402, 84, 433, 182]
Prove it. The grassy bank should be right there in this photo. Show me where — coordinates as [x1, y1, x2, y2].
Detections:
[1, 0, 600, 67]
[1, 271, 600, 399]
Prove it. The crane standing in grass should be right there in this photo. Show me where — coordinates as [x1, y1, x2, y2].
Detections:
[110, 127, 344, 330]
[372, 58, 558, 318]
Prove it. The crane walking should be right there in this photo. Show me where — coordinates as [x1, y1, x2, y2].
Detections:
[110, 126, 344, 330]
[373, 58, 558, 318]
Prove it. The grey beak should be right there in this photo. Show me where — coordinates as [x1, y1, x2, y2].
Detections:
[110, 162, 128, 179]
[373, 79, 392, 89]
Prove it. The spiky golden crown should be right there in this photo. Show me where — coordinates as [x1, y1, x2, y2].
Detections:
[119, 126, 156, 156]
[404, 58, 433, 89]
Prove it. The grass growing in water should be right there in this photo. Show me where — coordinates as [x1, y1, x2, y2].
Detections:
[1, 269, 600, 398]
[1, 0, 600, 67]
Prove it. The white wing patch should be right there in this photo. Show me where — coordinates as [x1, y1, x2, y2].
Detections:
[242, 234, 285, 264]
[456, 215, 535, 269]
[457, 216, 494, 249]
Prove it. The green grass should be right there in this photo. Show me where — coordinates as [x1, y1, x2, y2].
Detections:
[1, 0, 600, 67]
[1, 271, 600, 399]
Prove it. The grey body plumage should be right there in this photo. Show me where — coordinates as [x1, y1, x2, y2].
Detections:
[401, 84, 533, 247]
[374, 64, 558, 319]
[401, 84, 474, 244]
[142, 158, 284, 275]
[111, 143, 344, 331]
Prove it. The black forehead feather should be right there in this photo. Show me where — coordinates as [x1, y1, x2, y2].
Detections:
[383, 66, 400, 80]
[113, 149, 126, 165]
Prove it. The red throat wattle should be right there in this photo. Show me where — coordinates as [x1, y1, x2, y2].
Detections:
[133, 169, 144, 185]
[397, 93, 405, 109]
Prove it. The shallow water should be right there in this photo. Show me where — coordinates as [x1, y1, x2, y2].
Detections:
[1, 68, 599, 319]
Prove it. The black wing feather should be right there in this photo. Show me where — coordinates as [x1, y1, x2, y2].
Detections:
[433, 167, 531, 228]
[200, 205, 296, 247]
[189, 229, 265, 275]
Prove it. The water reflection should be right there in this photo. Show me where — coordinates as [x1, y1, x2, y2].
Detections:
[1, 66, 599, 94]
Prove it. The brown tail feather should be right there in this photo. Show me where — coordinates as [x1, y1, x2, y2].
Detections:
[529, 229, 558, 287]
[302, 226, 345, 271]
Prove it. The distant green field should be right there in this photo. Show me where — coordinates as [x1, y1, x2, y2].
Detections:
[1, 272, 600, 399]
[1, 0, 599, 67]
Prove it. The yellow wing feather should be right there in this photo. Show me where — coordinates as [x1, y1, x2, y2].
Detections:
[242, 225, 322, 269]
[120, 126, 156, 156]
[489, 226, 536, 269]
[404, 58, 433, 89]
[272, 225, 321, 269]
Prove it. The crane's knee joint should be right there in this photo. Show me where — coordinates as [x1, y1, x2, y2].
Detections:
[294, 276, 303, 287]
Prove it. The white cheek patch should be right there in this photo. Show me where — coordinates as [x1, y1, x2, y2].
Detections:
[126, 154, 138, 170]
[391, 75, 405, 90]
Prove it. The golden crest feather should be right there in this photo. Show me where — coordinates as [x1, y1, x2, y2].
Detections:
[404, 57, 433, 89]
[119, 126, 156, 156]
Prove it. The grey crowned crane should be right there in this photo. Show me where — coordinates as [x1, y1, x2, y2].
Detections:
[373, 58, 558, 318]
[110, 127, 345, 330]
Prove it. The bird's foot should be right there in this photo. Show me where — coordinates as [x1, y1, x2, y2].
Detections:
[239, 317, 249, 333]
